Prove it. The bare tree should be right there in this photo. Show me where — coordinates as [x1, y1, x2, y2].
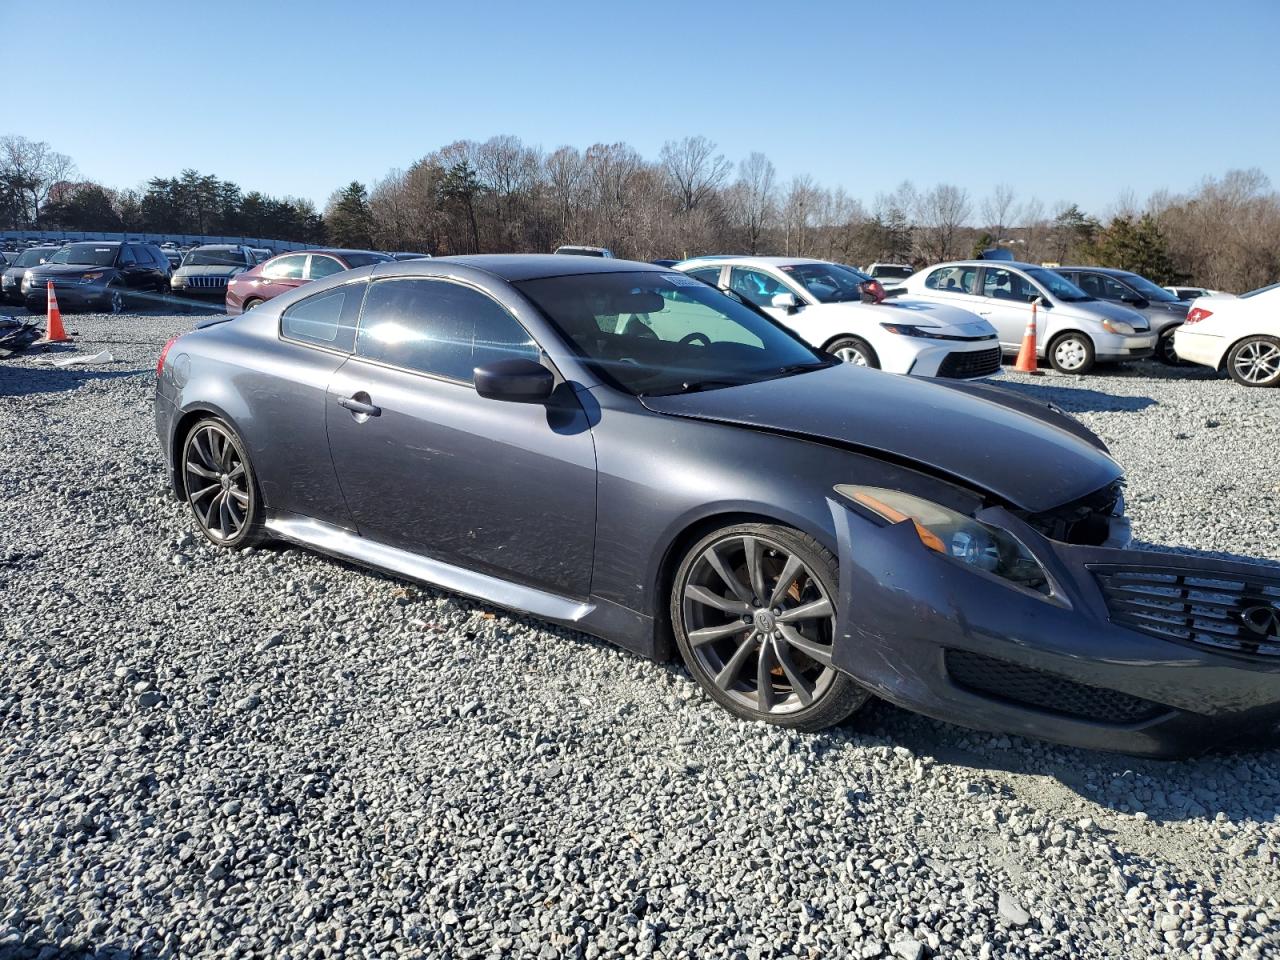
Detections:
[913, 184, 971, 262]
[0, 135, 76, 227]
[980, 183, 1016, 242]
[727, 152, 777, 253]
[660, 136, 731, 213]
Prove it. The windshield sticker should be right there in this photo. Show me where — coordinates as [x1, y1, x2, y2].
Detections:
[664, 273, 701, 286]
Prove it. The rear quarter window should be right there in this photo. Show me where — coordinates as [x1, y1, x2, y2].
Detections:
[280, 283, 365, 352]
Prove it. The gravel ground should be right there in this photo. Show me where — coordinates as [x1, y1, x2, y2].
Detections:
[1, 312, 1278, 960]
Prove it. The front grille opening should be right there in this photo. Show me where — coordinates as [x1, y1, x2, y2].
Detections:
[945, 649, 1166, 724]
[1093, 566, 1280, 657]
[936, 346, 1002, 379]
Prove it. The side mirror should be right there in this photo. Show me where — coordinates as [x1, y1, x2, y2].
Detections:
[1125, 296, 1150, 309]
[474, 357, 554, 403]
[771, 292, 800, 312]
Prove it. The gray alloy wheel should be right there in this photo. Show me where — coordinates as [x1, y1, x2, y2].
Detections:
[1048, 332, 1095, 374]
[243, 298, 263, 312]
[672, 523, 870, 730]
[1156, 329, 1182, 366]
[826, 335, 880, 369]
[1226, 335, 1280, 387]
[181, 420, 266, 548]
[107, 286, 125, 314]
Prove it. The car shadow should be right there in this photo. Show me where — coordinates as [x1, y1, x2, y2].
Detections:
[987, 379, 1158, 413]
[0, 365, 146, 397]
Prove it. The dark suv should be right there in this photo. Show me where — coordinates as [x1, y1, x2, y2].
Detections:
[23, 241, 172, 313]
[2, 245, 60, 305]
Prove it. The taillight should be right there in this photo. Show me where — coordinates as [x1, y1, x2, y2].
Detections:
[157, 336, 178, 376]
[1185, 308, 1213, 324]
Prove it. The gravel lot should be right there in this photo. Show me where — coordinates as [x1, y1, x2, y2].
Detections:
[2, 312, 1278, 960]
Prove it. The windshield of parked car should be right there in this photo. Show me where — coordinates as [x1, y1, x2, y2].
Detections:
[13, 247, 58, 267]
[777, 262, 867, 303]
[1118, 272, 1179, 302]
[182, 248, 247, 267]
[49, 244, 117, 267]
[340, 252, 393, 268]
[516, 271, 833, 396]
[871, 265, 914, 280]
[1024, 267, 1093, 302]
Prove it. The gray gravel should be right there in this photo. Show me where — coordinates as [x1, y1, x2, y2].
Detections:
[1, 313, 1278, 960]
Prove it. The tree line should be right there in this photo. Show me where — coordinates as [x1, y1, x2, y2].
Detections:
[4, 133, 1278, 292]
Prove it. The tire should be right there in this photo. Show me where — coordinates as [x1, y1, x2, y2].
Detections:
[1047, 332, 1095, 374]
[1225, 335, 1280, 388]
[106, 285, 126, 315]
[671, 522, 871, 731]
[1156, 329, 1183, 366]
[242, 298, 263, 312]
[826, 335, 880, 369]
[180, 418, 267, 549]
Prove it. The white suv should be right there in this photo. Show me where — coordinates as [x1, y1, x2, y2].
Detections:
[676, 257, 1003, 380]
[899, 260, 1156, 374]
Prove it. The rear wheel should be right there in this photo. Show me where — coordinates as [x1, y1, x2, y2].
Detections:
[826, 335, 880, 368]
[181, 419, 267, 548]
[1156, 329, 1182, 365]
[1048, 332, 1095, 374]
[1226, 335, 1280, 387]
[671, 523, 870, 730]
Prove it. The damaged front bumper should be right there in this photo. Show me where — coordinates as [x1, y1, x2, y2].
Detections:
[830, 500, 1280, 758]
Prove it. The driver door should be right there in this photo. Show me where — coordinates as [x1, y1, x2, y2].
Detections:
[727, 265, 808, 326]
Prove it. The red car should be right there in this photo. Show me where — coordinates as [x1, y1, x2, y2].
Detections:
[225, 248, 392, 315]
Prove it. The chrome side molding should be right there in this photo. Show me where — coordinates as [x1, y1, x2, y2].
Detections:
[265, 516, 594, 623]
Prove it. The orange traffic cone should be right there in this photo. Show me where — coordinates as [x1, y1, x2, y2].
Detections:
[1014, 298, 1043, 375]
[44, 281, 70, 343]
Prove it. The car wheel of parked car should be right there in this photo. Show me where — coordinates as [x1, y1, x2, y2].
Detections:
[1048, 332, 1095, 374]
[107, 286, 125, 315]
[826, 335, 880, 368]
[181, 419, 267, 549]
[1156, 330, 1182, 366]
[671, 523, 871, 730]
[1225, 335, 1280, 387]
[243, 298, 263, 312]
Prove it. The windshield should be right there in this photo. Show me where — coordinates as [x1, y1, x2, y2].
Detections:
[516, 271, 831, 396]
[1117, 272, 1179, 302]
[1025, 267, 1093, 302]
[341, 252, 392, 268]
[182, 248, 247, 267]
[778, 262, 867, 303]
[14, 248, 57, 267]
[49, 244, 118, 267]
[871, 265, 914, 280]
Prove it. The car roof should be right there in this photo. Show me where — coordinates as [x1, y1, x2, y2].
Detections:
[426, 253, 667, 282]
[64, 239, 122, 246]
[191, 243, 244, 250]
[1054, 265, 1133, 277]
[677, 255, 829, 269]
[929, 259, 1044, 271]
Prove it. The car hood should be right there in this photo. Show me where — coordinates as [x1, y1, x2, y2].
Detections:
[1062, 298, 1150, 329]
[28, 263, 116, 277]
[640, 364, 1122, 512]
[175, 264, 245, 277]
[846, 297, 996, 336]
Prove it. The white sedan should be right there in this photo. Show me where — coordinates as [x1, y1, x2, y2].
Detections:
[1174, 282, 1280, 387]
[675, 257, 1002, 380]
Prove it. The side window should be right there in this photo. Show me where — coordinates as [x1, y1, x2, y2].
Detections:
[728, 267, 791, 307]
[355, 278, 538, 382]
[983, 269, 1037, 302]
[118, 245, 137, 266]
[263, 254, 306, 280]
[683, 266, 722, 286]
[281, 283, 363, 352]
[307, 255, 345, 280]
[925, 266, 976, 294]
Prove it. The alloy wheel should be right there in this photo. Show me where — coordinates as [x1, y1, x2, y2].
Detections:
[1232, 339, 1280, 384]
[681, 534, 837, 715]
[183, 423, 251, 543]
[834, 346, 868, 366]
[109, 288, 125, 314]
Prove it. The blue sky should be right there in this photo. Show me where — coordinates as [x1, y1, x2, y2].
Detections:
[8, 0, 1278, 216]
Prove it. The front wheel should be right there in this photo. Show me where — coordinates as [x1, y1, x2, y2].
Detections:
[826, 335, 880, 368]
[106, 285, 126, 315]
[1226, 335, 1280, 387]
[181, 419, 267, 548]
[1156, 329, 1182, 366]
[1048, 332, 1095, 374]
[671, 523, 871, 730]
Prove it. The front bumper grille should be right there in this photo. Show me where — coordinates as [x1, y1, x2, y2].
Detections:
[945, 649, 1166, 724]
[180, 276, 229, 289]
[936, 346, 1002, 379]
[1093, 565, 1280, 657]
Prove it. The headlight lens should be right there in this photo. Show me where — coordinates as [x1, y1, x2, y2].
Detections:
[1101, 319, 1135, 335]
[836, 485, 1051, 595]
[80, 272, 106, 284]
[880, 323, 947, 339]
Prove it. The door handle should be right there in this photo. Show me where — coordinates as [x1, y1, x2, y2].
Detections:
[977, 310, 992, 316]
[338, 395, 381, 417]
